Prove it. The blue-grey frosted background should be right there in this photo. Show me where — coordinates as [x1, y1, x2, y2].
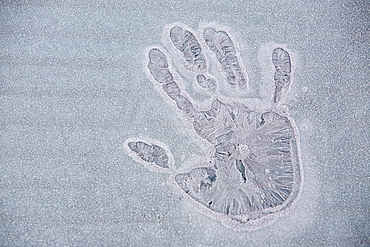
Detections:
[0, 0, 368, 246]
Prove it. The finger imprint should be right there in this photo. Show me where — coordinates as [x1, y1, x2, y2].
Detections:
[128, 141, 170, 168]
[203, 28, 247, 90]
[148, 48, 173, 84]
[272, 48, 291, 103]
[148, 48, 198, 119]
[170, 26, 207, 73]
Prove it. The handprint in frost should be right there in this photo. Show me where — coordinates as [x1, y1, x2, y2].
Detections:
[127, 24, 302, 230]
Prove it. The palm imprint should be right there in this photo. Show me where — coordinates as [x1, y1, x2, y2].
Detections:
[127, 23, 302, 230]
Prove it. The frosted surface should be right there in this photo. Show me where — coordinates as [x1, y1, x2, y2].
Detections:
[1, 0, 368, 246]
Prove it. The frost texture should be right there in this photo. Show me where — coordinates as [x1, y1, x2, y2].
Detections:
[139, 24, 301, 229]
[203, 28, 247, 90]
[128, 141, 169, 168]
